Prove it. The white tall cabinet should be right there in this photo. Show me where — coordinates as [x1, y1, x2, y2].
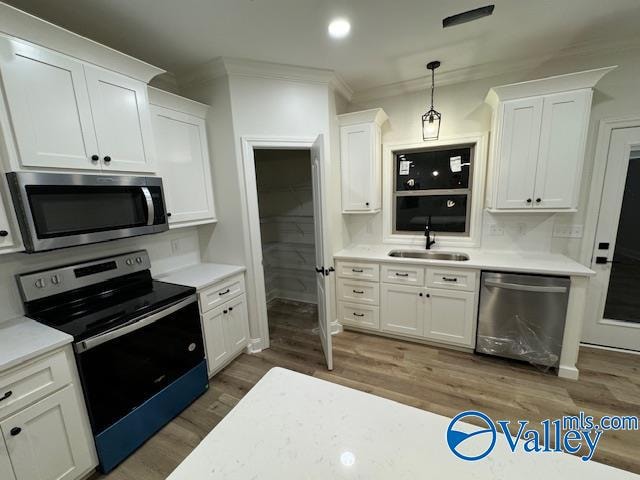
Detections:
[338, 108, 388, 214]
[149, 87, 217, 228]
[486, 66, 615, 212]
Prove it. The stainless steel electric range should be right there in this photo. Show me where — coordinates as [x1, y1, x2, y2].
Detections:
[17, 250, 208, 473]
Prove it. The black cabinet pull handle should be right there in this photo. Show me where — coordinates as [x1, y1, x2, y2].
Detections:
[229, 306, 233, 311]
[10, 427, 21, 436]
[223, 309, 228, 314]
[219, 289, 230, 296]
[526, 198, 532, 203]
[395, 272, 409, 277]
[103, 156, 112, 163]
[352, 289, 364, 294]
[0, 230, 8, 238]
[167, 212, 172, 217]
[536, 198, 542, 203]
[442, 277, 458, 282]
[91, 154, 99, 161]
[0, 390, 12, 402]
[352, 268, 363, 273]
[426, 293, 430, 298]
[419, 292, 423, 297]
[353, 312, 364, 317]
[365, 202, 370, 206]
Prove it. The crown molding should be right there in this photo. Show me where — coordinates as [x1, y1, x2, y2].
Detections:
[148, 85, 209, 118]
[0, 2, 164, 82]
[338, 108, 388, 127]
[351, 37, 640, 105]
[177, 57, 353, 101]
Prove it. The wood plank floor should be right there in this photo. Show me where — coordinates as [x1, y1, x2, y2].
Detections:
[97, 299, 640, 479]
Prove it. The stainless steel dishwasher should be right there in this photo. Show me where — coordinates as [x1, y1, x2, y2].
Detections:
[476, 272, 570, 367]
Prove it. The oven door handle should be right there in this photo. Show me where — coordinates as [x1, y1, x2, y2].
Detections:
[74, 295, 196, 353]
[141, 187, 155, 226]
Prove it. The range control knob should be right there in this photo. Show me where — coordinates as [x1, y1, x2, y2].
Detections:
[135, 256, 143, 264]
[34, 278, 46, 289]
[125, 258, 134, 266]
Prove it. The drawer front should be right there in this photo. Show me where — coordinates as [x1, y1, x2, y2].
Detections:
[338, 302, 380, 330]
[336, 261, 380, 282]
[337, 278, 379, 306]
[426, 268, 478, 292]
[199, 274, 245, 313]
[381, 264, 425, 286]
[0, 349, 72, 419]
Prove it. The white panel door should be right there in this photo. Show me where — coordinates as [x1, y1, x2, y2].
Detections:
[534, 90, 590, 209]
[0, 436, 15, 480]
[1, 385, 94, 480]
[381, 284, 424, 336]
[424, 289, 476, 347]
[311, 134, 333, 370]
[0, 37, 99, 170]
[84, 65, 155, 173]
[495, 97, 543, 209]
[341, 123, 373, 212]
[223, 294, 249, 355]
[202, 305, 229, 374]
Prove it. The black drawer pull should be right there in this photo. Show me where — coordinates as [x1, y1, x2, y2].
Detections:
[219, 288, 230, 296]
[353, 312, 364, 317]
[442, 277, 458, 282]
[0, 231, 8, 238]
[352, 268, 364, 273]
[229, 306, 233, 312]
[223, 309, 228, 314]
[10, 427, 21, 436]
[0, 391, 12, 402]
[352, 289, 364, 294]
[395, 273, 409, 277]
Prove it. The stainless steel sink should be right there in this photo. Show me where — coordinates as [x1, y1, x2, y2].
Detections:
[388, 250, 470, 261]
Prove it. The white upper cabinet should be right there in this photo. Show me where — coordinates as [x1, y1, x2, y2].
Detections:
[85, 66, 156, 173]
[149, 87, 216, 228]
[0, 37, 99, 171]
[486, 67, 616, 212]
[338, 108, 388, 214]
[0, 35, 159, 173]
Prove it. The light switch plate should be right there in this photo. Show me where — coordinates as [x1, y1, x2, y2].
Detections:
[553, 224, 583, 238]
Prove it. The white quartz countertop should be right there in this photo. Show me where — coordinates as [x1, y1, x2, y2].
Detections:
[158, 263, 246, 291]
[334, 244, 595, 277]
[168, 367, 634, 479]
[0, 317, 73, 372]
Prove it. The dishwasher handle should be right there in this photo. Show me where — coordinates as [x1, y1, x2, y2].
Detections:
[484, 279, 568, 294]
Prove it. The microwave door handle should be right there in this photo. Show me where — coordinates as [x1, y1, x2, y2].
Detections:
[141, 187, 154, 226]
[74, 295, 196, 353]
[484, 280, 567, 294]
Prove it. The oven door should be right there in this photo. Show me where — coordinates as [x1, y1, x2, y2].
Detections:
[74, 296, 204, 434]
[7, 172, 168, 252]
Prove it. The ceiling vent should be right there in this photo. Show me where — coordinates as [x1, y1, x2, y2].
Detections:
[442, 5, 495, 28]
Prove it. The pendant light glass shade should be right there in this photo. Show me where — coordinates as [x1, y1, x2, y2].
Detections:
[422, 61, 441, 141]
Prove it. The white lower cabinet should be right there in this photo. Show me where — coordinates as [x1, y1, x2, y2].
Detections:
[0, 348, 96, 480]
[198, 274, 250, 376]
[337, 260, 479, 349]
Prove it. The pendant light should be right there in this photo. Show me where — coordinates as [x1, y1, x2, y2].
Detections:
[422, 61, 442, 141]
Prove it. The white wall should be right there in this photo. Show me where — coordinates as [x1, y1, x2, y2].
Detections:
[0, 227, 201, 323]
[348, 47, 640, 261]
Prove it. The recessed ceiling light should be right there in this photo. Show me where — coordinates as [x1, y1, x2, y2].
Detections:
[328, 18, 351, 39]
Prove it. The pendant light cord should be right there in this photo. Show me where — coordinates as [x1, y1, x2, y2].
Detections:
[430, 67, 435, 110]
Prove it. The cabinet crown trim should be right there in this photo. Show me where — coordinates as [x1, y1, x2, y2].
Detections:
[148, 86, 209, 118]
[485, 66, 617, 106]
[338, 108, 388, 127]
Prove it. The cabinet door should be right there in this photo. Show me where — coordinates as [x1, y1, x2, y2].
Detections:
[533, 90, 590, 209]
[84, 65, 156, 173]
[495, 97, 543, 209]
[223, 294, 249, 355]
[424, 290, 476, 347]
[0, 37, 99, 170]
[151, 105, 216, 226]
[1, 385, 94, 480]
[202, 306, 229, 374]
[341, 123, 374, 212]
[0, 436, 15, 480]
[381, 284, 424, 336]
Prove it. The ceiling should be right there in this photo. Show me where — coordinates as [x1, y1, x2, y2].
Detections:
[4, 0, 640, 93]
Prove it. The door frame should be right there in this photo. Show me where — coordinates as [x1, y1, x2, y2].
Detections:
[580, 115, 640, 348]
[240, 136, 333, 351]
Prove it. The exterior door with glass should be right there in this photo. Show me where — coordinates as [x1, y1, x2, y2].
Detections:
[583, 126, 640, 351]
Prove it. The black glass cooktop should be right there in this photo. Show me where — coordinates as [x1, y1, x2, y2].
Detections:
[24, 270, 195, 342]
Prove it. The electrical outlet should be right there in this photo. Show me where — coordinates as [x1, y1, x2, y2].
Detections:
[553, 224, 584, 238]
[487, 224, 504, 236]
[171, 238, 180, 254]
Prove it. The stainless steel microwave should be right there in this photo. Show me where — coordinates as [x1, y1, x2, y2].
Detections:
[7, 172, 168, 253]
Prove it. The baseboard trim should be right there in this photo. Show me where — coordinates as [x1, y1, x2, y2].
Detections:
[331, 320, 343, 335]
[580, 342, 640, 355]
[342, 325, 474, 353]
[557, 365, 580, 380]
[246, 338, 264, 354]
